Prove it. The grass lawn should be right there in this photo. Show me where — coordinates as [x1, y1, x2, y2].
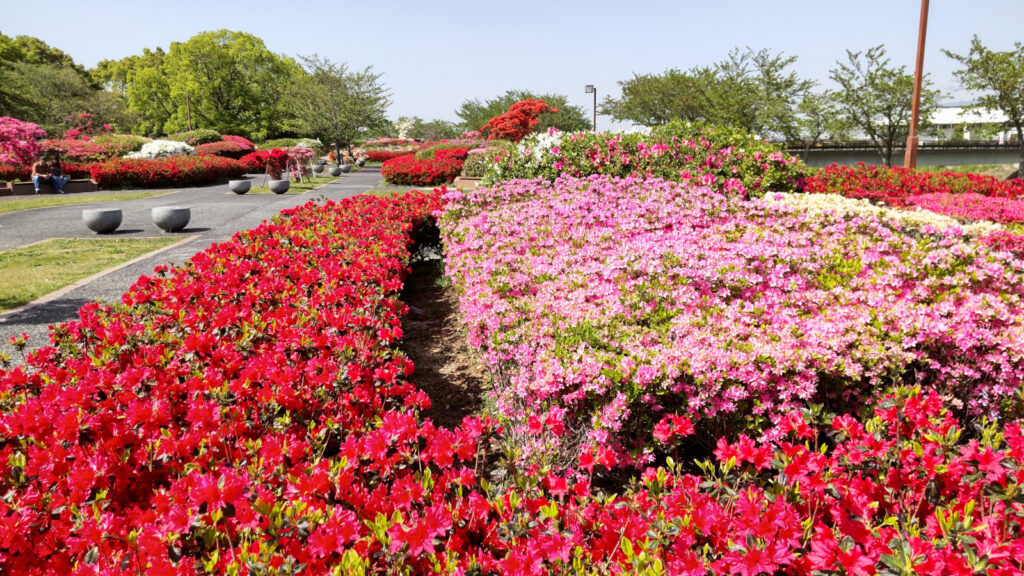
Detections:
[0, 237, 181, 312]
[249, 176, 338, 194]
[0, 191, 166, 215]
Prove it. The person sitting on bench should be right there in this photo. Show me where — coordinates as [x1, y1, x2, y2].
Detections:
[31, 152, 68, 194]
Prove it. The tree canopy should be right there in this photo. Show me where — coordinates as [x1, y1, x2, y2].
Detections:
[456, 90, 590, 134]
[944, 36, 1024, 177]
[287, 54, 392, 162]
[600, 48, 812, 140]
[829, 45, 941, 167]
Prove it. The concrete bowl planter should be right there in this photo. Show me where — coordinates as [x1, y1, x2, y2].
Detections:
[338, 164, 352, 173]
[82, 208, 122, 234]
[329, 166, 343, 177]
[312, 163, 325, 173]
[268, 179, 290, 194]
[228, 179, 251, 194]
[356, 157, 366, 167]
[152, 206, 191, 232]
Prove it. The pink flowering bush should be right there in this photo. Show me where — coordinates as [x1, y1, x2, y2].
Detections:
[440, 175, 1024, 468]
[0, 117, 46, 166]
[483, 121, 806, 196]
[906, 192, 1024, 225]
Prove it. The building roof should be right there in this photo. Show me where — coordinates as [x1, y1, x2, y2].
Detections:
[931, 105, 1008, 125]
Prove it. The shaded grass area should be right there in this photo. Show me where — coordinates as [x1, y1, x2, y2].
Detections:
[0, 237, 180, 312]
[249, 176, 338, 195]
[0, 192, 166, 214]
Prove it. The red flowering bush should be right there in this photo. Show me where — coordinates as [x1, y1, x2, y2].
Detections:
[805, 163, 1024, 205]
[62, 113, 113, 140]
[905, 192, 1024, 225]
[382, 148, 467, 186]
[365, 148, 417, 162]
[238, 148, 288, 177]
[88, 155, 245, 188]
[481, 98, 557, 142]
[195, 140, 250, 159]
[1, 162, 91, 182]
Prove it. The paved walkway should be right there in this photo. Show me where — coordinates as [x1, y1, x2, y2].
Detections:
[0, 166, 405, 362]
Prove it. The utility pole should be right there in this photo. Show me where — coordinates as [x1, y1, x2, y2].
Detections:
[904, 0, 929, 169]
[585, 85, 597, 131]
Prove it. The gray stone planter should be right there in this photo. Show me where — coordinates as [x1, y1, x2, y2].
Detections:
[329, 167, 343, 177]
[312, 164, 325, 173]
[268, 179, 290, 194]
[338, 164, 352, 173]
[356, 157, 366, 167]
[229, 179, 251, 194]
[152, 206, 190, 232]
[82, 208, 122, 234]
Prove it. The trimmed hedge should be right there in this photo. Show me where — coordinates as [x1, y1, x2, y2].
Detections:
[89, 156, 245, 189]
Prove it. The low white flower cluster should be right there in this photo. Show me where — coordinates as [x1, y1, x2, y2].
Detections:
[295, 138, 323, 150]
[124, 139, 195, 159]
[767, 193, 1004, 238]
[518, 129, 563, 158]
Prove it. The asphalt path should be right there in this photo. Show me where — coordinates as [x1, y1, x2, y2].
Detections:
[0, 166, 399, 363]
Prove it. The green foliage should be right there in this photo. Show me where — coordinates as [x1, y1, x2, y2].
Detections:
[943, 36, 1024, 175]
[286, 54, 392, 167]
[414, 142, 472, 160]
[601, 48, 813, 140]
[0, 32, 127, 133]
[166, 129, 222, 146]
[91, 48, 169, 136]
[258, 138, 302, 149]
[392, 116, 462, 140]
[460, 143, 512, 178]
[456, 90, 590, 133]
[161, 30, 300, 140]
[828, 44, 942, 167]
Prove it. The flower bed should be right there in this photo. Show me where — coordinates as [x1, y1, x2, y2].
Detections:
[2, 191, 1023, 573]
[365, 148, 417, 162]
[804, 163, 1024, 205]
[483, 122, 806, 196]
[196, 140, 251, 159]
[382, 148, 467, 186]
[89, 155, 245, 188]
[904, 192, 1024, 225]
[440, 175, 1024, 468]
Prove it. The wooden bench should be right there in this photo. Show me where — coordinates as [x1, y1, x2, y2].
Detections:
[0, 179, 98, 197]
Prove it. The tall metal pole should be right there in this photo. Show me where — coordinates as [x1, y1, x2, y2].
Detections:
[904, 0, 929, 169]
[592, 87, 597, 132]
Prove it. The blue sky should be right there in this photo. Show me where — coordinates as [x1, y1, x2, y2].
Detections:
[1, 0, 1022, 129]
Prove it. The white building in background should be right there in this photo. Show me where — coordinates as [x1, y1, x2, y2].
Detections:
[927, 105, 1014, 143]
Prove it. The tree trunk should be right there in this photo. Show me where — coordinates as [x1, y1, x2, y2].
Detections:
[1017, 125, 1024, 180]
[333, 143, 342, 167]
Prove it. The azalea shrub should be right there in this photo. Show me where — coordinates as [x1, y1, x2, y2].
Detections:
[440, 175, 1024, 469]
[481, 98, 556, 142]
[195, 140, 251, 159]
[365, 148, 417, 162]
[904, 192, 1024, 225]
[2, 191, 1023, 573]
[88, 155, 245, 188]
[0, 116, 46, 166]
[805, 163, 1024, 205]
[482, 121, 806, 196]
[125, 139, 196, 160]
[221, 134, 256, 152]
[166, 129, 222, 146]
[0, 162, 92, 182]
[382, 148, 467, 186]
[62, 113, 113, 140]
[238, 148, 288, 177]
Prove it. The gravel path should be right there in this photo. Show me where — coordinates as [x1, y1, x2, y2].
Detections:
[0, 167, 402, 362]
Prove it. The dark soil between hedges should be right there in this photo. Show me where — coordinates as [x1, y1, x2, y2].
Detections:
[399, 260, 489, 429]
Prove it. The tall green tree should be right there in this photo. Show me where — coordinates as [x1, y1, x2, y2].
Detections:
[161, 30, 299, 140]
[91, 48, 170, 136]
[456, 90, 590, 133]
[393, 116, 461, 140]
[286, 54, 391, 163]
[601, 48, 811, 139]
[829, 45, 940, 167]
[944, 36, 1024, 177]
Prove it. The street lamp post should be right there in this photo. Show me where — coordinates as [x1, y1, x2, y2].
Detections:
[584, 84, 597, 131]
